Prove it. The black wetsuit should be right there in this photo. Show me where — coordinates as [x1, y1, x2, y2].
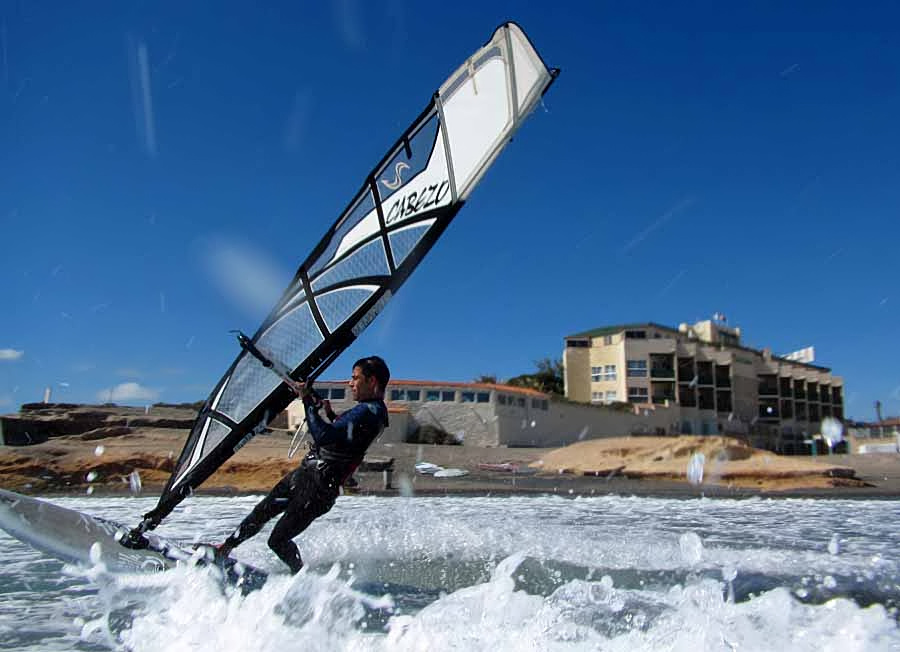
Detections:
[220, 396, 388, 573]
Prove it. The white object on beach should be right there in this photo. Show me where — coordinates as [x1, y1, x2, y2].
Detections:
[415, 462, 443, 475]
[433, 468, 469, 478]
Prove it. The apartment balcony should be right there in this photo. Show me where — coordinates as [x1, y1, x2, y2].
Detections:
[715, 365, 731, 388]
[758, 394, 779, 417]
[716, 390, 732, 413]
[758, 374, 778, 396]
[759, 405, 779, 420]
[780, 399, 794, 420]
[677, 357, 694, 382]
[678, 384, 697, 407]
[649, 353, 675, 379]
[779, 378, 792, 396]
[807, 384, 819, 402]
[698, 387, 715, 411]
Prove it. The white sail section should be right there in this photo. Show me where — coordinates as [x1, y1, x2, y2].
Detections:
[152, 22, 558, 521]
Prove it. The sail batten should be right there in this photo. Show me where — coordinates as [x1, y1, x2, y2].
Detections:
[144, 22, 558, 528]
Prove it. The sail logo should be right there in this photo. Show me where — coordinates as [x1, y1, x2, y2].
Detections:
[380, 161, 410, 191]
[385, 180, 450, 225]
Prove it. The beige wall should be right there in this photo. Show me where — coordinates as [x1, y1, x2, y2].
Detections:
[563, 346, 591, 403]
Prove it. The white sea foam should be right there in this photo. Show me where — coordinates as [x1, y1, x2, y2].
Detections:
[0, 494, 897, 651]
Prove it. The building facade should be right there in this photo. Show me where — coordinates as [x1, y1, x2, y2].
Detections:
[285, 379, 682, 448]
[563, 320, 845, 453]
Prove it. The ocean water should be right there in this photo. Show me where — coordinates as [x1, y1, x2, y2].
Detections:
[0, 493, 898, 651]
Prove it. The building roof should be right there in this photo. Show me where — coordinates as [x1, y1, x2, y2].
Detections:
[565, 323, 666, 339]
[316, 378, 548, 399]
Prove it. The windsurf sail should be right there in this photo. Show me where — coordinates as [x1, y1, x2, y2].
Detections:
[137, 21, 558, 531]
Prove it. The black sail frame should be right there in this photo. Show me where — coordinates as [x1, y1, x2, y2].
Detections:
[139, 22, 559, 530]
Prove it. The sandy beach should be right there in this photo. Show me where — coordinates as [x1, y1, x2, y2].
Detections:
[2, 423, 899, 500]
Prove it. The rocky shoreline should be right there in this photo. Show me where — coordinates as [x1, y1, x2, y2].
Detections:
[1, 404, 899, 499]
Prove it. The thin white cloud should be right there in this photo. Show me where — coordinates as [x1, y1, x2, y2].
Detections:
[0, 349, 24, 361]
[128, 35, 157, 157]
[333, 0, 364, 50]
[98, 382, 159, 403]
[199, 236, 288, 319]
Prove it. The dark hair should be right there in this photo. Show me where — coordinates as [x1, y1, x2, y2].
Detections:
[353, 356, 390, 389]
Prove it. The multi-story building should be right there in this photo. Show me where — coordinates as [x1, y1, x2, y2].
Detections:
[563, 320, 844, 453]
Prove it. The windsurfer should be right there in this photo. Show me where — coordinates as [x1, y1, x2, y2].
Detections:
[214, 356, 389, 573]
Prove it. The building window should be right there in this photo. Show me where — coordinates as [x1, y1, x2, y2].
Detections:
[627, 360, 647, 377]
[477, 392, 490, 403]
[625, 330, 647, 339]
[407, 390, 420, 401]
[329, 388, 346, 400]
[628, 387, 649, 403]
[603, 335, 613, 345]
[461, 391, 475, 403]
[441, 391, 455, 402]
[605, 390, 617, 403]
[567, 339, 589, 348]
[391, 389, 419, 401]
[497, 394, 507, 405]
[591, 366, 602, 382]
[541, 400, 549, 410]
[426, 390, 440, 401]
[591, 391, 603, 403]
[604, 364, 617, 381]
[517, 397, 526, 407]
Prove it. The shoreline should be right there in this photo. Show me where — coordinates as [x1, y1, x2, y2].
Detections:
[2, 423, 899, 501]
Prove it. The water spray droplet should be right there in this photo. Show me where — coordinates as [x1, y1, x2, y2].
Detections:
[821, 417, 844, 449]
[89, 542, 102, 565]
[85, 471, 98, 482]
[86, 485, 94, 495]
[129, 470, 142, 494]
[679, 531, 703, 565]
[828, 533, 840, 555]
[94, 445, 105, 457]
[687, 452, 705, 485]
[722, 564, 737, 582]
[397, 473, 414, 497]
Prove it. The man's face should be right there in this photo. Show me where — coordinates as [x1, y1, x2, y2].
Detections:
[349, 366, 377, 401]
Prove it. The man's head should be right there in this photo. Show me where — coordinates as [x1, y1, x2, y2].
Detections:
[349, 356, 390, 401]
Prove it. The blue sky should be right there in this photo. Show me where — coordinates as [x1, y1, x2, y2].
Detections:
[1, 1, 898, 420]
